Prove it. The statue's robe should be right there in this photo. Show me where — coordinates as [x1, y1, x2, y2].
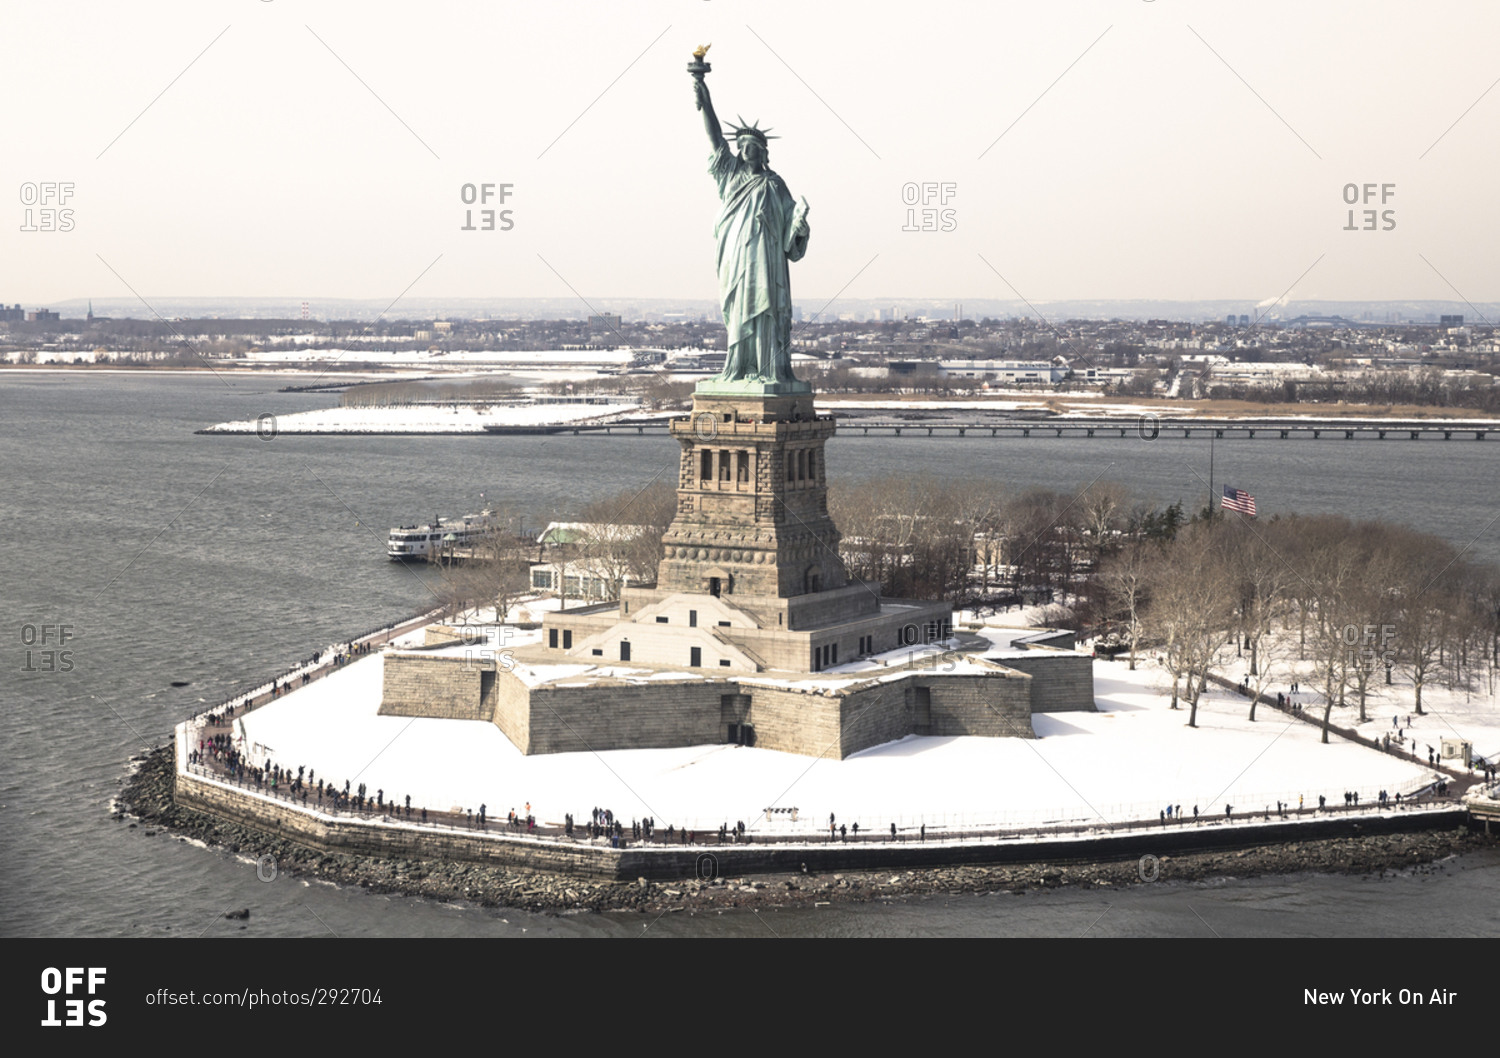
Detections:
[708, 140, 808, 383]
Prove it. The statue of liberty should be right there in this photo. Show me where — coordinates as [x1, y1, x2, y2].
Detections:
[691, 47, 810, 389]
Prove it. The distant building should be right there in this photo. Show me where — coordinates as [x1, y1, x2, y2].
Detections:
[588, 314, 622, 329]
[935, 359, 1070, 383]
[528, 561, 627, 602]
[1209, 361, 1324, 385]
[25, 309, 59, 322]
[1440, 314, 1464, 328]
[0, 304, 24, 322]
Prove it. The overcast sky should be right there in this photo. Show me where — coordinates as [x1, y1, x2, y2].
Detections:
[4, 0, 1497, 310]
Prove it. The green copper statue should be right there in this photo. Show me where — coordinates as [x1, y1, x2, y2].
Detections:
[691, 46, 811, 390]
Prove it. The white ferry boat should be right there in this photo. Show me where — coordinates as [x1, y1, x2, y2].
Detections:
[387, 510, 500, 561]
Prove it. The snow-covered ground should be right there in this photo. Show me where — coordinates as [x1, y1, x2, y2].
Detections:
[1208, 635, 1500, 776]
[202, 400, 649, 434]
[233, 615, 1491, 837]
[233, 346, 642, 366]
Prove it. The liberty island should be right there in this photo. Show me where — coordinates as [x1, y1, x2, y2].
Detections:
[120, 53, 1496, 894]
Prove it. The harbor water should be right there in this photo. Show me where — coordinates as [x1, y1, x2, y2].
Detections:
[3, 371, 1497, 937]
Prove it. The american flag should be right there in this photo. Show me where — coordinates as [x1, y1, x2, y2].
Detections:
[1222, 485, 1257, 517]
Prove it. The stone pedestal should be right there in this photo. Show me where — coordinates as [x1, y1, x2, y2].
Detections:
[657, 390, 859, 617]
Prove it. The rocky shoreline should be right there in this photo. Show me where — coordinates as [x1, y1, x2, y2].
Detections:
[121, 745, 1496, 917]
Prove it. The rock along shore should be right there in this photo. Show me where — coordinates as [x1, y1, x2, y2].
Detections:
[121, 745, 1496, 917]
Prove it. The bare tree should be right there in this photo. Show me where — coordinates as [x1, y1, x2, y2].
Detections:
[1223, 521, 1296, 719]
[466, 525, 534, 624]
[1343, 546, 1401, 724]
[1394, 540, 1462, 716]
[559, 479, 680, 600]
[1080, 480, 1131, 568]
[1096, 540, 1156, 670]
[1142, 523, 1233, 727]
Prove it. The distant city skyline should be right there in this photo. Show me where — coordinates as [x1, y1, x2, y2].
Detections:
[18, 295, 1497, 326]
[5, 1, 1498, 311]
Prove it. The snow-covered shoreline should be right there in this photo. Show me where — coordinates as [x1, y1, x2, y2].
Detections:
[200, 400, 655, 435]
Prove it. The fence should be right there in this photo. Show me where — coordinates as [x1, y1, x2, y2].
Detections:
[184, 604, 445, 726]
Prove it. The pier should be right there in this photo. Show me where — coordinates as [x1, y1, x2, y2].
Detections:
[484, 416, 1497, 441]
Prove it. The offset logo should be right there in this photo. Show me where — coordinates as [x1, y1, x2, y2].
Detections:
[20, 182, 76, 232]
[1342, 183, 1395, 231]
[460, 183, 514, 232]
[21, 624, 74, 672]
[40, 967, 107, 1027]
[901, 182, 957, 232]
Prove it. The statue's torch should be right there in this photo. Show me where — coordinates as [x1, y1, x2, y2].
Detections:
[689, 44, 712, 106]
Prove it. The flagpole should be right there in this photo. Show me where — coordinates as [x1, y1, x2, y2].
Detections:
[1209, 432, 1215, 520]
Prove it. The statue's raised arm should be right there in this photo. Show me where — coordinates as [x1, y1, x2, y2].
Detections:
[690, 46, 723, 147]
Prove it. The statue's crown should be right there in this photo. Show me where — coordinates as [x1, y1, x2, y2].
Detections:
[729, 117, 777, 145]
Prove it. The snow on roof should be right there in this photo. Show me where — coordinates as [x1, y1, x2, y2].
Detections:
[537, 522, 651, 544]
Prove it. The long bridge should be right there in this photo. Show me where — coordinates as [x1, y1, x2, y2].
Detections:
[485, 417, 1498, 441]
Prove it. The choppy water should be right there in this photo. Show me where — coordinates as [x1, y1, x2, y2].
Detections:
[2, 370, 1497, 937]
